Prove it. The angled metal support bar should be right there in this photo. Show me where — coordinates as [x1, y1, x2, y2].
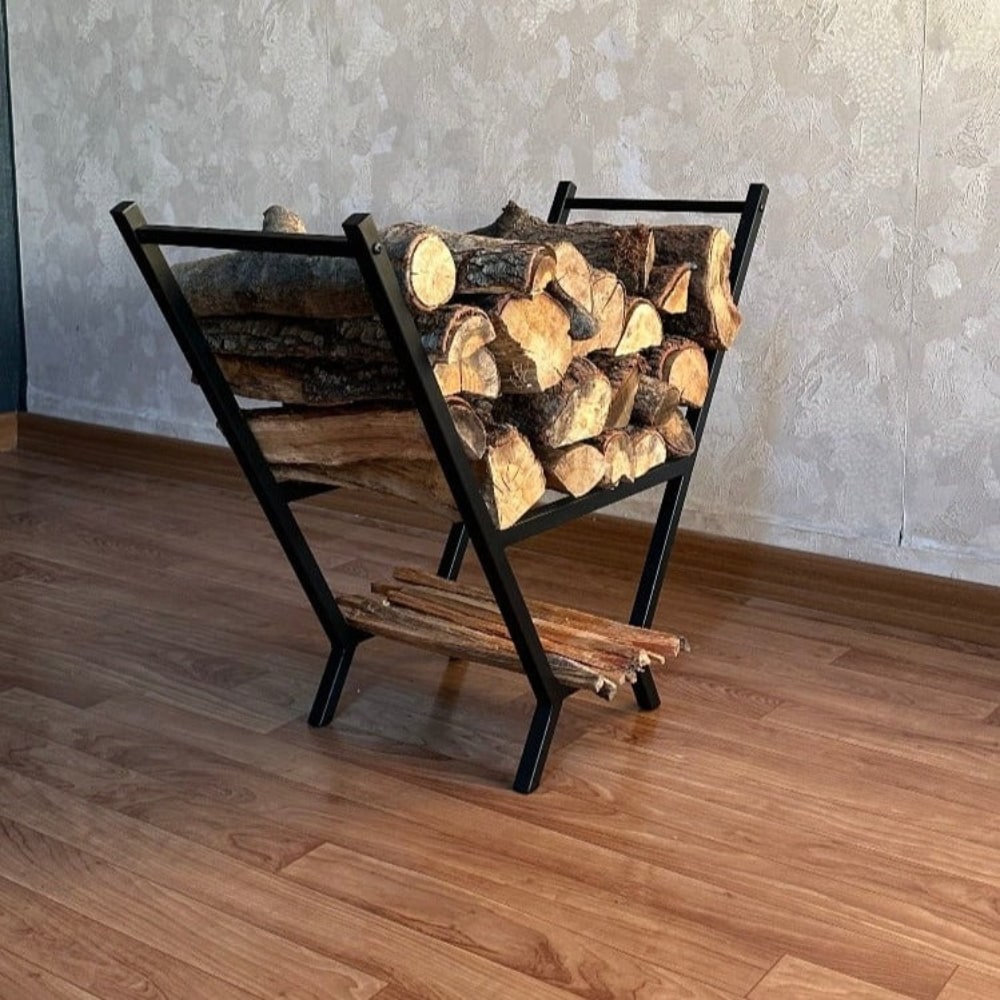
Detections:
[341, 213, 572, 792]
[437, 522, 470, 581]
[111, 203, 360, 713]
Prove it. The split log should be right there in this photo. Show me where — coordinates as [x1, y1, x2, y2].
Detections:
[628, 426, 668, 478]
[594, 429, 633, 488]
[572, 270, 626, 356]
[476, 423, 546, 529]
[392, 567, 687, 660]
[418, 305, 496, 361]
[631, 375, 681, 427]
[657, 408, 697, 457]
[268, 416, 543, 528]
[248, 405, 430, 466]
[335, 593, 625, 700]
[445, 396, 488, 460]
[475, 201, 655, 295]
[492, 357, 611, 449]
[439, 231, 556, 297]
[546, 241, 593, 314]
[478, 293, 571, 393]
[544, 241, 598, 342]
[539, 442, 606, 497]
[175, 222, 456, 320]
[646, 263, 692, 315]
[246, 397, 486, 467]
[432, 347, 501, 399]
[641, 336, 710, 408]
[651, 226, 741, 349]
[272, 460, 456, 514]
[614, 298, 663, 355]
[590, 353, 640, 430]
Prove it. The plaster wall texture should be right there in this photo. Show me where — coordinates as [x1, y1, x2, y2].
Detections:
[7, 0, 999, 586]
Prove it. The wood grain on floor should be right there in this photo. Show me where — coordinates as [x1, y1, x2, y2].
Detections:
[1, 445, 998, 999]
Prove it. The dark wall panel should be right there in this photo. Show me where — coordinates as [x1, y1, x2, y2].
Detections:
[0, 0, 24, 411]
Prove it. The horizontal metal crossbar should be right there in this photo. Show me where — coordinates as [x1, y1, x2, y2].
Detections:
[500, 455, 697, 545]
[564, 196, 747, 214]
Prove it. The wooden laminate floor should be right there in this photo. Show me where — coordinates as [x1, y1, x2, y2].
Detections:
[0, 445, 999, 999]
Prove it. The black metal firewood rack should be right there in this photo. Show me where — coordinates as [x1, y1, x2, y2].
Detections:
[111, 181, 767, 793]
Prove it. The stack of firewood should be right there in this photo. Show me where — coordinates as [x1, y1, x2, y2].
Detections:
[176, 201, 741, 529]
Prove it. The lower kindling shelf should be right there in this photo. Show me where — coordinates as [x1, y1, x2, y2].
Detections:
[339, 566, 688, 702]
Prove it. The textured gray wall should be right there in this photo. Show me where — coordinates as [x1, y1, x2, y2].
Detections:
[7, 1, 999, 585]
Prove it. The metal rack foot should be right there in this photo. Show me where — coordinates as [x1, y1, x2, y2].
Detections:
[307, 643, 358, 728]
[513, 697, 565, 794]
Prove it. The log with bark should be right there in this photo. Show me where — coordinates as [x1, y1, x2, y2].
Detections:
[641, 335, 710, 408]
[478, 292, 571, 393]
[263, 409, 542, 526]
[216, 356, 410, 406]
[176, 221, 456, 320]
[657, 408, 697, 458]
[631, 375, 682, 427]
[199, 303, 495, 366]
[436, 230, 557, 297]
[215, 347, 499, 406]
[543, 241, 598, 342]
[491, 357, 612, 449]
[571, 270, 627, 356]
[546, 241, 594, 314]
[475, 201, 655, 295]
[651, 226, 741, 349]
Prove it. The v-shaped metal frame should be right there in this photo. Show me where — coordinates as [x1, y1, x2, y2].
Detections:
[112, 181, 767, 793]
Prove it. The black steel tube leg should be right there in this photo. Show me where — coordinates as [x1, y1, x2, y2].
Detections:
[437, 522, 469, 581]
[627, 474, 690, 710]
[513, 697, 563, 794]
[631, 666, 662, 712]
[308, 643, 358, 727]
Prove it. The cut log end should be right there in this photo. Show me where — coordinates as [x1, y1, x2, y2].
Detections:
[485, 293, 572, 394]
[647, 263, 693, 315]
[477, 424, 546, 529]
[407, 232, 458, 311]
[643, 336, 710, 409]
[540, 442, 606, 497]
[657, 408, 697, 458]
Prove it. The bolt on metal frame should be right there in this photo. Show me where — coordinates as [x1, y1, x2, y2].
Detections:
[111, 180, 766, 793]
